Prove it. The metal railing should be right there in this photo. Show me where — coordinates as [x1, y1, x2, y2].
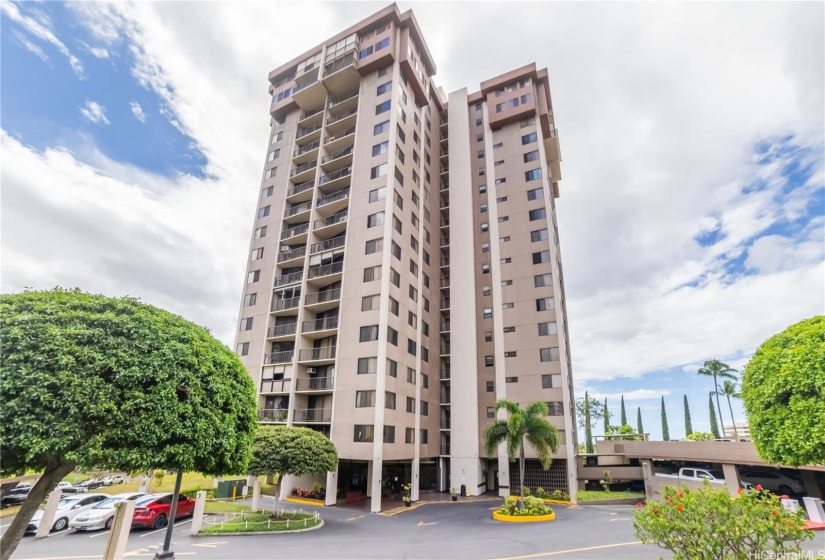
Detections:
[440, 419, 451, 429]
[304, 288, 342, 305]
[287, 180, 314, 198]
[290, 160, 317, 177]
[440, 367, 450, 379]
[300, 106, 324, 121]
[318, 166, 352, 185]
[258, 408, 288, 422]
[310, 236, 346, 254]
[281, 223, 309, 240]
[440, 391, 451, 404]
[264, 351, 294, 364]
[295, 377, 334, 391]
[293, 408, 332, 423]
[313, 210, 347, 229]
[267, 323, 297, 337]
[321, 145, 354, 164]
[259, 378, 290, 394]
[326, 106, 357, 126]
[293, 141, 320, 158]
[302, 316, 339, 332]
[325, 126, 356, 144]
[316, 188, 350, 208]
[440, 321, 450, 332]
[440, 444, 450, 455]
[440, 219, 450, 227]
[293, 76, 319, 94]
[440, 344, 450, 355]
[328, 90, 359, 108]
[307, 261, 344, 279]
[440, 277, 450, 287]
[440, 299, 450, 309]
[323, 52, 356, 77]
[278, 247, 306, 263]
[284, 201, 312, 218]
[298, 346, 337, 362]
[296, 123, 322, 139]
[271, 297, 300, 312]
[274, 271, 302, 287]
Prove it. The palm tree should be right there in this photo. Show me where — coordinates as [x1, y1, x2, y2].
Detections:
[713, 380, 742, 441]
[698, 360, 738, 438]
[483, 400, 559, 509]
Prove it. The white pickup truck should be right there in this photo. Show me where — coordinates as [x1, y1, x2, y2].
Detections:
[655, 468, 727, 484]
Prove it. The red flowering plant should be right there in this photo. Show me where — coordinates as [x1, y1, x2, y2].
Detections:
[633, 482, 811, 560]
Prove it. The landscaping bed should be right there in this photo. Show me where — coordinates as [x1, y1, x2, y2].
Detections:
[200, 509, 321, 534]
[493, 496, 555, 523]
[576, 490, 645, 505]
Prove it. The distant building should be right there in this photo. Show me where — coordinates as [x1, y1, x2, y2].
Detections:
[724, 422, 750, 439]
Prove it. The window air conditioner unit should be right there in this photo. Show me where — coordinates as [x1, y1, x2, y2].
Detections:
[306, 367, 317, 374]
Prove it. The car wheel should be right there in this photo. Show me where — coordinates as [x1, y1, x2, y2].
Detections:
[52, 517, 69, 532]
[778, 485, 793, 496]
[105, 517, 114, 530]
[152, 514, 167, 530]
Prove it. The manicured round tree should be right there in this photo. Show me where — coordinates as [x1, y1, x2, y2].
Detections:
[0, 289, 258, 559]
[741, 316, 825, 466]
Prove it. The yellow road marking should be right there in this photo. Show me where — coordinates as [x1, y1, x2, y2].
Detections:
[191, 543, 217, 548]
[417, 521, 437, 526]
[489, 541, 642, 560]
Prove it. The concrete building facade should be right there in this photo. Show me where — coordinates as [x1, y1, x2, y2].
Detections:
[233, 3, 576, 512]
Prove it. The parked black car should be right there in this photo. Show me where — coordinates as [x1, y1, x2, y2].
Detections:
[1, 488, 30, 508]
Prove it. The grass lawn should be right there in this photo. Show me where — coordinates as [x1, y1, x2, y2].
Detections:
[0, 506, 20, 519]
[200, 511, 320, 534]
[576, 490, 645, 501]
[204, 500, 254, 514]
[63, 472, 246, 496]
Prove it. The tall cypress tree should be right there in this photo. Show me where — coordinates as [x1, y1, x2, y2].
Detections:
[636, 407, 644, 436]
[683, 395, 693, 437]
[584, 391, 593, 453]
[708, 392, 721, 439]
[661, 396, 670, 441]
[603, 398, 609, 435]
[620, 396, 628, 426]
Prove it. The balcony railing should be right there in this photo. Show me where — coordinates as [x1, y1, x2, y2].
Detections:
[278, 247, 306, 263]
[440, 277, 450, 287]
[263, 351, 294, 364]
[440, 299, 450, 309]
[440, 444, 451, 455]
[328, 90, 359, 108]
[302, 316, 339, 332]
[281, 223, 309, 240]
[440, 367, 450, 379]
[295, 377, 334, 391]
[441, 321, 450, 331]
[300, 106, 324, 121]
[308, 261, 344, 280]
[267, 323, 297, 338]
[274, 270, 302, 288]
[293, 76, 319, 94]
[318, 166, 352, 185]
[284, 201, 312, 218]
[440, 419, 451, 429]
[321, 145, 354, 164]
[314, 210, 347, 230]
[298, 346, 337, 361]
[293, 140, 320, 158]
[440, 166, 449, 174]
[258, 408, 288, 422]
[440, 258, 450, 267]
[317, 189, 350, 209]
[271, 297, 300, 312]
[305, 288, 342, 305]
[259, 378, 290, 394]
[326, 106, 357, 126]
[440, 344, 450, 355]
[293, 408, 332, 423]
[440, 391, 451, 404]
[287, 180, 314, 197]
[296, 123, 322, 139]
[325, 126, 356, 144]
[440, 219, 450, 227]
[290, 160, 317, 177]
[323, 52, 356, 77]
[311, 236, 346, 254]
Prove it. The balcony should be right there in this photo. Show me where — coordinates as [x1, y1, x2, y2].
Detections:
[289, 160, 318, 183]
[440, 321, 450, 332]
[293, 140, 320, 165]
[263, 351, 294, 365]
[258, 408, 288, 423]
[315, 188, 350, 216]
[440, 277, 450, 288]
[259, 378, 290, 394]
[277, 246, 306, 264]
[320, 145, 354, 172]
[304, 288, 342, 311]
[296, 123, 323, 141]
[295, 377, 334, 392]
[440, 343, 450, 355]
[293, 408, 332, 423]
[322, 52, 359, 96]
[440, 418, 451, 430]
[281, 223, 309, 244]
[440, 236, 450, 248]
[325, 126, 356, 151]
[326, 106, 358, 134]
[267, 323, 297, 339]
[318, 166, 352, 190]
[440, 366, 450, 380]
[302, 315, 339, 335]
[284, 201, 312, 222]
[440, 390, 451, 405]
[274, 270, 302, 288]
[307, 261, 344, 284]
[440, 219, 450, 228]
[440, 444, 451, 455]
[298, 105, 325, 127]
[271, 297, 300, 313]
[440, 298, 450, 310]
[328, 89, 359, 112]
[286, 179, 315, 203]
[313, 210, 348, 238]
[310, 235, 346, 254]
[440, 166, 449, 175]
[293, 76, 326, 109]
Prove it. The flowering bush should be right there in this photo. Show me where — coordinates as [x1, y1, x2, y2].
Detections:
[292, 487, 324, 500]
[633, 482, 812, 560]
[498, 495, 554, 517]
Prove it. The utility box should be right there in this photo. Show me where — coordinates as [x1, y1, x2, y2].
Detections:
[216, 479, 246, 499]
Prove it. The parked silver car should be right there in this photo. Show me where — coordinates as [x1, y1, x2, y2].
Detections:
[740, 470, 805, 495]
[70, 492, 146, 531]
[25, 494, 110, 533]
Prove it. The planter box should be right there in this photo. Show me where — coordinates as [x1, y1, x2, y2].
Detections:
[493, 511, 556, 523]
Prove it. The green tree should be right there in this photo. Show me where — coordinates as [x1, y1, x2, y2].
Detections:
[741, 316, 825, 466]
[683, 395, 693, 437]
[714, 380, 742, 441]
[0, 289, 258, 560]
[248, 426, 338, 510]
[661, 397, 670, 441]
[606, 424, 642, 441]
[686, 432, 714, 441]
[483, 400, 559, 509]
[709, 392, 721, 439]
[603, 398, 610, 435]
[620, 396, 628, 426]
[698, 359, 738, 439]
[636, 407, 644, 436]
[575, 393, 603, 453]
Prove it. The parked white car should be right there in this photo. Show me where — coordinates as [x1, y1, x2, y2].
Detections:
[56, 482, 72, 491]
[25, 494, 110, 533]
[70, 493, 146, 531]
[740, 470, 805, 495]
[102, 475, 125, 486]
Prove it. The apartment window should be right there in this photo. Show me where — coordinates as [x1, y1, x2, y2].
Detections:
[374, 120, 390, 135]
[421, 346, 429, 362]
[243, 293, 257, 307]
[251, 248, 264, 261]
[487, 407, 495, 419]
[395, 145, 406, 164]
[481, 223, 489, 233]
[501, 280, 512, 286]
[406, 397, 416, 413]
[397, 126, 406, 143]
[397, 107, 407, 124]
[494, 160, 504, 167]
[483, 287, 491, 298]
[377, 81, 392, 95]
[423, 297, 429, 312]
[479, 185, 487, 194]
[503, 326, 516, 333]
[261, 186, 273, 199]
[495, 178, 507, 186]
[384, 296, 397, 316]
[376, 100, 392, 114]
[362, 294, 380, 311]
[405, 428, 415, 444]
[496, 196, 508, 203]
[265, 167, 277, 179]
[369, 186, 387, 203]
[503, 303, 514, 310]
[481, 264, 490, 274]
[421, 401, 428, 416]
[532, 250, 551, 264]
[268, 148, 280, 161]
[254, 226, 267, 239]
[481, 243, 489, 253]
[523, 150, 539, 163]
[236, 342, 249, 356]
[542, 374, 562, 389]
[422, 373, 429, 388]
[367, 211, 385, 228]
[534, 273, 552, 287]
[410, 235, 419, 251]
[505, 351, 517, 357]
[409, 285, 418, 302]
[411, 213, 419, 228]
[357, 357, 378, 374]
[257, 206, 270, 219]
[375, 37, 390, 51]
[422, 321, 429, 336]
[239, 317, 253, 331]
[354, 425, 374, 442]
[506, 377, 519, 383]
[387, 358, 398, 377]
[485, 355, 494, 367]
[407, 339, 417, 356]
[522, 132, 538, 144]
[247, 270, 260, 283]
[498, 216, 509, 223]
[378, 65, 391, 77]
[387, 327, 398, 346]
[475, 103, 482, 111]
[540, 347, 561, 362]
[409, 260, 418, 277]
[356, 390, 376, 407]
[480, 203, 488, 213]
[363, 265, 382, 282]
[475, 118, 482, 126]
[411, 190, 420, 206]
[483, 308, 492, 319]
[501, 257, 512, 264]
[385, 392, 397, 410]
[500, 236, 510, 243]
[477, 150, 485, 159]
[391, 241, 401, 260]
[525, 169, 542, 181]
[531, 229, 549, 243]
[365, 238, 384, 254]
[529, 208, 547, 221]
[520, 117, 536, 127]
[478, 167, 486, 176]
[527, 187, 544, 200]
[536, 297, 556, 311]
[390, 268, 401, 287]
[420, 429, 428, 444]
[360, 45, 374, 59]
[393, 215, 403, 233]
[272, 131, 283, 142]
[538, 321, 558, 336]
[392, 190, 404, 210]
[360, 325, 379, 342]
[521, 93, 533, 104]
[493, 142, 503, 149]
[486, 381, 495, 392]
[372, 141, 389, 156]
[371, 164, 388, 179]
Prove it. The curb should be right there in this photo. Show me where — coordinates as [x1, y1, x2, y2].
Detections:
[493, 511, 556, 523]
[284, 497, 326, 507]
[196, 519, 324, 536]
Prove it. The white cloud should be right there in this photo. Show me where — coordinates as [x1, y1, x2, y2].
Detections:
[129, 101, 147, 123]
[89, 47, 110, 59]
[588, 389, 670, 401]
[79, 101, 110, 126]
[11, 29, 49, 62]
[0, 1, 84, 77]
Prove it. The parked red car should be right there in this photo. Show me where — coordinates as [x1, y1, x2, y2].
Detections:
[131, 494, 195, 530]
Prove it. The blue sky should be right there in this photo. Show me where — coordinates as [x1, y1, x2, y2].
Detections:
[1, 2, 823, 441]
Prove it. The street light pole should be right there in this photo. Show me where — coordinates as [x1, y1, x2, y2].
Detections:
[154, 470, 183, 560]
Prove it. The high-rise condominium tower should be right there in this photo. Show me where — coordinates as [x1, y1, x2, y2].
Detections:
[234, 3, 575, 512]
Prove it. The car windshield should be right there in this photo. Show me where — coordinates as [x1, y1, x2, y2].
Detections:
[57, 498, 81, 508]
[93, 497, 123, 509]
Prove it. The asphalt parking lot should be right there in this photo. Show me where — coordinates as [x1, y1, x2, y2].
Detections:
[4, 497, 825, 560]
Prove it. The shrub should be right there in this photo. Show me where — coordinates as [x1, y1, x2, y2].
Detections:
[534, 487, 546, 498]
[499, 495, 553, 517]
[551, 489, 569, 501]
[686, 432, 715, 441]
[181, 486, 216, 499]
[633, 483, 812, 560]
[292, 487, 324, 500]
